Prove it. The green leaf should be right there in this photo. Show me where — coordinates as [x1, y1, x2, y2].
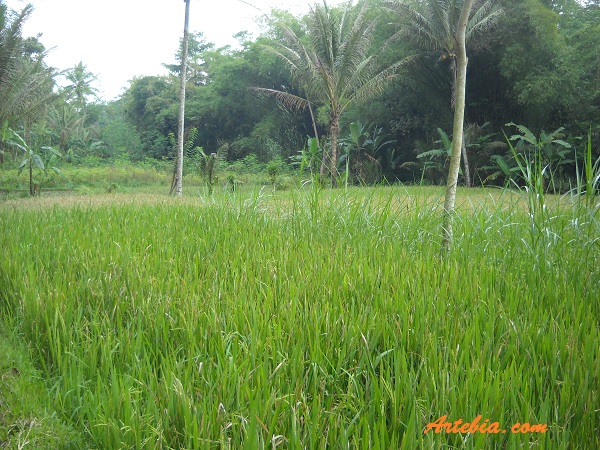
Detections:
[506, 123, 537, 146]
[373, 349, 394, 369]
[417, 148, 448, 159]
[18, 158, 28, 174]
[1, 120, 9, 142]
[308, 137, 319, 153]
[7, 129, 27, 149]
[350, 122, 362, 145]
[490, 154, 512, 177]
[7, 139, 28, 154]
[41, 146, 62, 157]
[552, 139, 571, 148]
[32, 154, 45, 171]
[437, 128, 452, 153]
[374, 136, 396, 150]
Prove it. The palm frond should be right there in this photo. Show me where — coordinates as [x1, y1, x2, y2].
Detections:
[336, 4, 376, 88]
[388, 0, 502, 53]
[466, 0, 503, 40]
[347, 56, 412, 107]
[0, 6, 55, 126]
[252, 87, 310, 112]
[389, 1, 443, 52]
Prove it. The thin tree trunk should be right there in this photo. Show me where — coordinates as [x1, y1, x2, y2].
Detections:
[307, 98, 326, 181]
[173, 0, 190, 197]
[450, 57, 457, 109]
[330, 115, 340, 187]
[25, 125, 34, 196]
[29, 157, 33, 196]
[319, 149, 328, 180]
[451, 58, 471, 188]
[462, 139, 471, 187]
[441, 0, 473, 252]
[307, 98, 319, 146]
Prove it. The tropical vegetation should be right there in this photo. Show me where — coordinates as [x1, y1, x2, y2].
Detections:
[1, 0, 597, 192]
[0, 0, 599, 448]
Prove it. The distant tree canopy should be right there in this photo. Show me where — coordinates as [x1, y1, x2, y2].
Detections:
[1, 0, 598, 186]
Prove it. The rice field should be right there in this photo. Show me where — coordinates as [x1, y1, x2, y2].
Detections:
[0, 186, 598, 449]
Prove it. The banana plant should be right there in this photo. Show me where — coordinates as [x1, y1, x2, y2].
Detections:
[195, 142, 228, 195]
[290, 136, 323, 182]
[7, 128, 62, 195]
[416, 128, 455, 183]
[339, 122, 396, 185]
[492, 124, 574, 192]
[417, 128, 453, 161]
[507, 123, 573, 165]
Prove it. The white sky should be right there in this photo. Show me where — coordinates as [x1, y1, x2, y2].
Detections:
[5, 0, 346, 100]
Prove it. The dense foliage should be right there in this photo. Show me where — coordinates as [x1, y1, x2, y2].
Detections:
[1, 0, 598, 190]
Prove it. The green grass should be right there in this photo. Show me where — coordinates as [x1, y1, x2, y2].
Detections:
[0, 159, 297, 198]
[0, 163, 192, 196]
[0, 186, 598, 449]
[0, 318, 89, 449]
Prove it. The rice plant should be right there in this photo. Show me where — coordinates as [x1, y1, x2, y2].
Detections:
[0, 186, 598, 449]
[574, 129, 600, 210]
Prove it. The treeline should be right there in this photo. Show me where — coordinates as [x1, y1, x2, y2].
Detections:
[1, 0, 599, 188]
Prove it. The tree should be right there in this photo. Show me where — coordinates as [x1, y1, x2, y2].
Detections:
[263, 1, 405, 186]
[92, 100, 141, 159]
[172, 0, 190, 197]
[7, 128, 61, 195]
[0, 3, 55, 129]
[63, 61, 98, 115]
[163, 32, 215, 86]
[442, 0, 472, 251]
[388, 0, 502, 186]
[339, 121, 397, 185]
[47, 102, 84, 159]
[123, 75, 177, 160]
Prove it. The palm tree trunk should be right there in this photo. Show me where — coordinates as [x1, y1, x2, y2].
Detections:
[307, 99, 326, 182]
[173, 0, 190, 197]
[462, 139, 471, 187]
[319, 148, 328, 181]
[451, 59, 471, 188]
[29, 157, 33, 196]
[307, 98, 320, 147]
[25, 124, 34, 196]
[330, 115, 340, 187]
[450, 57, 457, 109]
[442, 0, 473, 252]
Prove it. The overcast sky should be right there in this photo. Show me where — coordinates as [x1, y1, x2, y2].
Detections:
[5, 0, 346, 100]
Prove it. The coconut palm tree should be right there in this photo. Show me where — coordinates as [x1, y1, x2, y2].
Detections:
[0, 4, 55, 129]
[388, 0, 501, 97]
[261, 1, 406, 186]
[0, 3, 27, 87]
[442, 0, 473, 251]
[63, 61, 98, 115]
[47, 103, 85, 160]
[388, 0, 502, 186]
[173, 0, 190, 197]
